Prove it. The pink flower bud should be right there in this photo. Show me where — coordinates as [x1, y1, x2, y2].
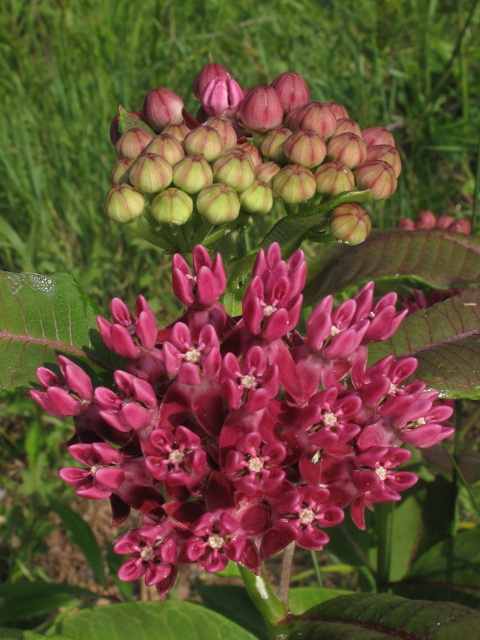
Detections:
[205, 117, 238, 151]
[237, 142, 262, 167]
[197, 184, 241, 224]
[415, 210, 436, 229]
[238, 86, 284, 132]
[213, 150, 255, 192]
[202, 76, 243, 118]
[193, 64, 229, 101]
[332, 118, 362, 138]
[143, 88, 184, 133]
[448, 218, 471, 235]
[324, 102, 349, 119]
[184, 125, 225, 162]
[110, 157, 135, 185]
[145, 134, 185, 166]
[366, 145, 401, 177]
[104, 184, 145, 223]
[115, 128, 153, 159]
[356, 160, 397, 200]
[331, 204, 371, 245]
[289, 103, 337, 139]
[163, 123, 190, 142]
[255, 161, 281, 185]
[272, 164, 316, 204]
[435, 214, 454, 230]
[110, 111, 144, 145]
[151, 188, 194, 225]
[283, 130, 327, 168]
[172, 156, 213, 194]
[240, 180, 273, 215]
[128, 153, 173, 194]
[362, 126, 395, 148]
[315, 161, 355, 196]
[260, 127, 292, 164]
[397, 218, 415, 230]
[270, 72, 310, 113]
[327, 133, 367, 170]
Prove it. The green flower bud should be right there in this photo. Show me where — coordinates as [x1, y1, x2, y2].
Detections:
[330, 203, 371, 245]
[144, 134, 185, 166]
[315, 161, 355, 196]
[128, 153, 173, 194]
[283, 130, 327, 168]
[104, 184, 145, 223]
[272, 164, 316, 204]
[327, 133, 367, 170]
[356, 160, 397, 200]
[255, 161, 281, 186]
[213, 149, 255, 192]
[197, 183, 240, 224]
[236, 142, 262, 167]
[184, 125, 225, 162]
[172, 155, 213, 194]
[151, 187, 193, 225]
[261, 127, 292, 164]
[366, 145, 402, 177]
[110, 157, 135, 185]
[115, 128, 153, 159]
[163, 123, 190, 142]
[331, 118, 362, 138]
[206, 117, 238, 151]
[239, 180, 273, 215]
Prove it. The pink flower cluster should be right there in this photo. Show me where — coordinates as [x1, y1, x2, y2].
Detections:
[31, 244, 454, 596]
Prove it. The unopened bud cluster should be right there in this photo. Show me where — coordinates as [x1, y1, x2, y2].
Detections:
[32, 243, 453, 596]
[105, 65, 401, 244]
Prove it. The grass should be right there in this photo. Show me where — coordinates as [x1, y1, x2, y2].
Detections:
[0, 0, 479, 315]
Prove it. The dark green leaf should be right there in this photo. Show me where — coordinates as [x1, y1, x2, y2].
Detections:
[304, 229, 480, 302]
[0, 596, 81, 625]
[215, 559, 242, 579]
[0, 271, 118, 392]
[57, 601, 259, 640]
[48, 497, 106, 588]
[368, 286, 480, 399]
[118, 106, 155, 137]
[290, 593, 480, 639]
[0, 583, 94, 599]
[390, 494, 423, 581]
[289, 588, 354, 615]
[198, 584, 268, 640]
[0, 629, 68, 639]
[107, 542, 133, 601]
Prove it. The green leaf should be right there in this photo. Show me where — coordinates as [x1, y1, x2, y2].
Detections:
[289, 588, 354, 615]
[215, 559, 242, 579]
[106, 542, 133, 601]
[0, 630, 68, 639]
[0, 271, 118, 392]
[304, 228, 480, 302]
[290, 593, 480, 639]
[198, 585, 268, 640]
[48, 497, 106, 588]
[0, 583, 94, 598]
[0, 596, 82, 625]
[57, 601, 259, 640]
[368, 286, 480, 399]
[390, 494, 423, 582]
[24, 420, 43, 469]
[118, 106, 155, 137]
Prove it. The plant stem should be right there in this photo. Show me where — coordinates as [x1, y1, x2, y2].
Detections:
[238, 565, 287, 640]
[376, 503, 393, 593]
[445, 401, 462, 599]
[277, 542, 295, 606]
[472, 122, 480, 235]
[311, 550, 324, 587]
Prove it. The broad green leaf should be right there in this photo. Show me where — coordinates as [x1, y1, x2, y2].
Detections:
[48, 497, 106, 588]
[368, 286, 480, 399]
[0, 630, 68, 639]
[216, 559, 242, 579]
[390, 494, 423, 581]
[57, 601, 259, 640]
[304, 228, 480, 302]
[0, 271, 117, 391]
[0, 595, 82, 625]
[118, 106, 155, 137]
[198, 585, 268, 640]
[289, 587, 354, 615]
[0, 583, 93, 598]
[290, 593, 480, 639]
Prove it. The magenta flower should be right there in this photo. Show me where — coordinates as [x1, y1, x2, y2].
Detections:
[59, 442, 124, 499]
[172, 245, 226, 308]
[186, 511, 247, 572]
[145, 426, 207, 486]
[202, 76, 243, 118]
[163, 322, 221, 385]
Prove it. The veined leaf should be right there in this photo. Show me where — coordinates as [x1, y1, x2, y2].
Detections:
[368, 286, 480, 399]
[290, 592, 480, 639]
[0, 271, 117, 391]
[304, 228, 480, 302]
[289, 588, 354, 615]
[57, 601, 259, 640]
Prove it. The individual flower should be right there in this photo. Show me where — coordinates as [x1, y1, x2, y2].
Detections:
[60, 442, 125, 499]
